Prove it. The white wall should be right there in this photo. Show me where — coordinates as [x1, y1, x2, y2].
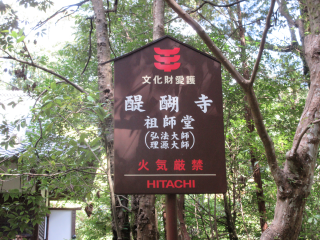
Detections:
[0, 164, 20, 191]
[48, 210, 72, 240]
[0, 164, 36, 192]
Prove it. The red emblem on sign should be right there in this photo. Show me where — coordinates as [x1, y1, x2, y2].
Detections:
[154, 47, 181, 72]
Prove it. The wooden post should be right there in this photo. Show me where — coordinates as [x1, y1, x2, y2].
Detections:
[166, 194, 178, 240]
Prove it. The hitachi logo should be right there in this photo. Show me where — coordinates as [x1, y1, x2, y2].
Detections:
[147, 180, 195, 188]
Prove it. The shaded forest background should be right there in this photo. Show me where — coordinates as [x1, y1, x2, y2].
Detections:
[0, 0, 320, 239]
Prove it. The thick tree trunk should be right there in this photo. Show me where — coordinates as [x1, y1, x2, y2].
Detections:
[160, 0, 320, 238]
[135, 194, 158, 240]
[153, 0, 165, 40]
[91, 0, 113, 103]
[177, 194, 190, 240]
[91, 0, 130, 239]
[162, 202, 167, 239]
[260, 0, 320, 236]
[134, 0, 165, 239]
[132, 195, 139, 240]
[261, 33, 320, 240]
[116, 195, 131, 239]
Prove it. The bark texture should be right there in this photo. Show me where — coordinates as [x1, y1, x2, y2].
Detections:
[91, 0, 129, 239]
[306, 0, 320, 34]
[133, 1, 165, 239]
[115, 195, 131, 239]
[236, 3, 268, 232]
[164, 0, 318, 239]
[177, 194, 190, 240]
[250, 155, 268, 232]
[223, 193, 238, 240]
[162, 203, 167, 239]
[259, 0, 320, 236]
[91, 0, 113, 103]
[134, 194, 158, 240]
[153, 0, 165, 39]
[261, 33, 320, 240]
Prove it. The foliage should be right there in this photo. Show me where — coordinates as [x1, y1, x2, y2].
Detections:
[0, 0, 320, 239]
[76, 184, 113, 239]
[0, 190, 50, 240]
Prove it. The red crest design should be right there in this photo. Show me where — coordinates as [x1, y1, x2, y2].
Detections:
[154, 47, 181, 72]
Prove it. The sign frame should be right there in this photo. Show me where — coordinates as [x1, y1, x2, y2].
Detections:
[114, 35, 226, 194]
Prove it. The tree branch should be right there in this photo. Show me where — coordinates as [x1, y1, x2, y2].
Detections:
[0, 53, 88, 94]
[166, 0, 247, 25]
[249, 0, 275, 85]
[0, 80, 20, 90]
[23, 40, 34, 64]
[31, 0, 90, 32]
[202, 0, 247, 8]
[276, 0, 297, 28]
[34, 118, 43, 148]
[293, 119, 320, 154]
[165, 0, 248, 87]
[32, 81, 65, 109]
[57, 113, 107, 174]
[165, 0, 281, 185]
[105, 0, 118, 13]
[82, 18, 93, 75]
[264, 42, 301, 52]
[116, 195, 132, 212]
[0, 167, 97, 177]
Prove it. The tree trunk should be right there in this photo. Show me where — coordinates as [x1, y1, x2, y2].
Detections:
[223, 193, 238, 240]
[116, 195, 131, 239]
[153, 0, 165, 40]
[91, 0, 130, 239]
[236, 2, 268, 232]
[250, 154, 268, 232]
[162, 202, 167, 239]
[260, 33, 320, 240]
[91, 0, 113, 103]
[245, 104, 268, 233]
[134, 0, 165, 239]
[177, 194, 190, 240]
[132, 195, 139, 240]
[135, 194, 158, 240]
[259, 0, 320, 237]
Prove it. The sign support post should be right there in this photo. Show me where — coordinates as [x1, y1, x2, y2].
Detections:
[166, 194, 178, 240]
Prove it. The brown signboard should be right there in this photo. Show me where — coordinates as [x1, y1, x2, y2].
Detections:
[114, 36, 226, 194]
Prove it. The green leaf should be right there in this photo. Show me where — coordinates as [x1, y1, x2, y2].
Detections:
[91, 145, 100, 151]
[21, 119, 26, 128]
[18, 28, 24, 37]
[11, 31, 17, 38]
[42, 101, 53, 110]
[91, 137, 101, 146]
[1, 30, 9, 33]
[80, 133, 86, 143]
[87, 96, 95, 102]
[17, 36, 25, 43]
[51, 82, 56, 90]
[3, 193, 9, 202]
[70, 139, 78, 146]
[45, 123, 53, 132]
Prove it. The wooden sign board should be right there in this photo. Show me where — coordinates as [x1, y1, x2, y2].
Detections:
[114, 36, 226, 194]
